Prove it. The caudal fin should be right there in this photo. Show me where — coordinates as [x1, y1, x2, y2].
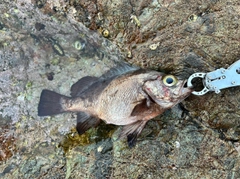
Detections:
[38, 89, 69, 116]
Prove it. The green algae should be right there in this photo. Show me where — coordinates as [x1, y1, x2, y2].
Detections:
[59, 122, 116, 153]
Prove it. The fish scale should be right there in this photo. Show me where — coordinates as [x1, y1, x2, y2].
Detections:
[38, 62, 192, 148]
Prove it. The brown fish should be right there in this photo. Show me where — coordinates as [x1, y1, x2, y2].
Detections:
[38, 62, 192, 147]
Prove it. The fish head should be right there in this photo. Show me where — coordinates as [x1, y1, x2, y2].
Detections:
[143, 74, 192, 108]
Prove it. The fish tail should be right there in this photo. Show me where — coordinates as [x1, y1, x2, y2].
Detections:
[38, 89, 69, 116]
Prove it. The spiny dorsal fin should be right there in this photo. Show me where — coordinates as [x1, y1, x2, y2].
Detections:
[101, 62, 139, 79]
[76, 112, 100, 135]
[70, 76, 98, 97]
[71, 62, 138, 97]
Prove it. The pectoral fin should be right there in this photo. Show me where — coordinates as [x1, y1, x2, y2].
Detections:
[76, 112, 100, 135]
[131, 99, 149, 116]
[119, 121, 147, 148]
[131, 89, 153, 116]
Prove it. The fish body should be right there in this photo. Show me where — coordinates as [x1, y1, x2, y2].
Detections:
[38, 63, 192, 147]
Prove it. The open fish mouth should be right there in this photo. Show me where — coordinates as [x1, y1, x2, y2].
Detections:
[148, 79, 193, 107]
[38, 63, 193, 148]
[178, 80, 193, 97]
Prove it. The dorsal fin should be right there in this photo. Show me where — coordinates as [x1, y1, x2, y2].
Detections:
[71, 62, 139, 97]
[70, 76, 98, 97]
[101, 62, 139, 79]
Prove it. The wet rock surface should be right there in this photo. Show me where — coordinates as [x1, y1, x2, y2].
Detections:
[0, 0, 240, 178]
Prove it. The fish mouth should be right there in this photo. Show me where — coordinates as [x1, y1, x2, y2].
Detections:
[143, 79, 193, 108]
[178, 80, 193, 97]
[171, 80, 192, 100]
[148, 80, 192, 107]
[179, 80, 193, 95]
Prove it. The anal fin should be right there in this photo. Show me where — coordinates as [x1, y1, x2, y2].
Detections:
[120, 121, 147, 148]
[76, 112, 100, 135]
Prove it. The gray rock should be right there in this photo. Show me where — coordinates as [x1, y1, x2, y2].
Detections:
[1, 0, 240, 179]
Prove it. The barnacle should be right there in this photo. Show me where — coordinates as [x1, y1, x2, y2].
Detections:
[149, 42, 160, 50]
[52, 43, 64, 56]
[102, 29, 110, 38]
[188, 14, 198, 22]
[97, 12, 103, 21]
[127, 50, 132, 58]
[45, 37, 64, 56]
[74, 40, 85, 50]
[130, 15, 141, 27]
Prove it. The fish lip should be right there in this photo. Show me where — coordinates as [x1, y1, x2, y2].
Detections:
[144, 79, 192, 107]
[179, 80, 193, 96]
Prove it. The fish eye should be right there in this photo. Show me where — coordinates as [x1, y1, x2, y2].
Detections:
[162, 75, 178, 87]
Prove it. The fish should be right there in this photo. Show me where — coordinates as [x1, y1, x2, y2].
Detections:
[38, 62, 192, 147]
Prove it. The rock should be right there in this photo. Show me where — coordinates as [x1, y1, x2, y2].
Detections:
[0, 0, 240, 178]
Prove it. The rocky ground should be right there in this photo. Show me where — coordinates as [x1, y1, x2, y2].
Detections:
[0, 0, 240, 178]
